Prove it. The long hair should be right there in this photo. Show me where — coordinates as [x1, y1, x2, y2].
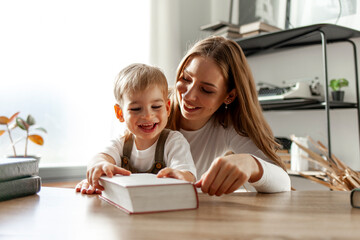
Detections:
[167, 36, 285, 170]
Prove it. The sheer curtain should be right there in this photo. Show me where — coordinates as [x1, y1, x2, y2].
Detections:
[0, 0, 150, 166]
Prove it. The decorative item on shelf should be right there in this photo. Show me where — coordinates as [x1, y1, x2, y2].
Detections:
[329, 78, 349, 102]
[0, 112, 46, 201]
[290, 135, 360, 191]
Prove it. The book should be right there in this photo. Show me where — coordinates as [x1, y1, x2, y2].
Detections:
[200, 20, 239, 32]
[99, 173, 199, 214]
[0, 176, 41, 201]
[239, 21, 281, 35]
[351, 188, 360, 208]
[0, 157, 39, 182]
[212, 26, 243, 39]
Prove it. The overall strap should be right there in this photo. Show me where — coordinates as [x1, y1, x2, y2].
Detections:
[121, 135, 134, 171]
[152, 129, 171, 173]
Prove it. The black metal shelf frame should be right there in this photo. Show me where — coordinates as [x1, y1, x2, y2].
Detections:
[236, 24, 360, 159]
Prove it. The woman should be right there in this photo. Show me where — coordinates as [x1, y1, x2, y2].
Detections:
[76, 36, 290, 195]
[167, 36, 290, 195]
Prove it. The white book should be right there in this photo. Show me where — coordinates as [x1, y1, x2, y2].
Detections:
[99, 173, 198, 214]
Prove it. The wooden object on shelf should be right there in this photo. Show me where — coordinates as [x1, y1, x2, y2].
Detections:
[290, 135, 360, 191]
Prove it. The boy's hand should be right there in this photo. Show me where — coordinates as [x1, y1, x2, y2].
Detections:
[75, 179, 102, 195]
[87, 162, 131, 190]
[157, 167, 196, 183]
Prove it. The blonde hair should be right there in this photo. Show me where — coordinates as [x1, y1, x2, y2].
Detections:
[168, 36, 285, 170]
[114, 63, 168, 105]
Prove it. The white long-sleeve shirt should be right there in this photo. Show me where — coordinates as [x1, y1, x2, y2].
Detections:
[179, 119, 291, 193]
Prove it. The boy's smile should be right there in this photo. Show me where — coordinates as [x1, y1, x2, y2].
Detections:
[119, 84, 170, 150]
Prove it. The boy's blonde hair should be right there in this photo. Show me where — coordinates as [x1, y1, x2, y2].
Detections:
[114, 63, 168, 105]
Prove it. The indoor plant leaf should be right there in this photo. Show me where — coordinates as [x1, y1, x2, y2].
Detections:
[338, 78, 349, 89]
[16, 117, 29, 130]
[0, 130, 5, 136]
[35, 127, 47, 133]
[28, 135, 44, 145]
[26, 115, 36, 126]
[0, 116, 9, 125]
[329, 79, 339, 91]
[9, 112, 20, 123]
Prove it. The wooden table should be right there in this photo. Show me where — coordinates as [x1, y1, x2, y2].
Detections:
[0, 187, 359, 240]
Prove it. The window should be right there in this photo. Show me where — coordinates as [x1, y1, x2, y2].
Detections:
[289, 0, 360, 30]
[0, 0, 150, 166]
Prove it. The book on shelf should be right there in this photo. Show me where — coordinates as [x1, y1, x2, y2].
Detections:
[212, 26, 242, 39]
[239, 21, 281, 35]
[0, 157, 39, 182]
[200, 20, 239, 32]
[351, 188, 360, 208]
[99, 173, 199, 214]
[0, 176, 41, 201]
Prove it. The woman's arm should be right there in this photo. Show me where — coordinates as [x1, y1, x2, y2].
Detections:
[195, 153, 290, 195]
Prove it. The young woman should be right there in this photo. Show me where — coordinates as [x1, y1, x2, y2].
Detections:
[167, 36, 290, 195]
[76, 36, 290, 195]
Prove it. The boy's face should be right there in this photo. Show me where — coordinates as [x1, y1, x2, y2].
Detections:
[117, 84, 170, 150]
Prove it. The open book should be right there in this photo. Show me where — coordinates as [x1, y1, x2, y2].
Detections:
[99, 173, 198, 214]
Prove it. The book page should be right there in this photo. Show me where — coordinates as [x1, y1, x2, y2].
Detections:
[100, 173, 190, 187]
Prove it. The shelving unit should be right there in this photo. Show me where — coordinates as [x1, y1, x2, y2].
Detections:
[235, 24, 360, 158]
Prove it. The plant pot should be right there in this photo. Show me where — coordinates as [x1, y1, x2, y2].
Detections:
[331, 90, 345, 102]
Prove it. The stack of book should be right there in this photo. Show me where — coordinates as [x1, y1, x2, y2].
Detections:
[0, 157, 41, 201]
[200, 20, 281, 39]
[200, 21, 242, 39]
[239, 21, 281, 38]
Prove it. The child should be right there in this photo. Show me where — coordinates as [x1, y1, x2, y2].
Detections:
[76, 63, 196, 194]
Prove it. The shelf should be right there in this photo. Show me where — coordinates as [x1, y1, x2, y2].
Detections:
[236, 24, 360, 56]
[261, 98, 357, 111]
[233, 23, 360, 157]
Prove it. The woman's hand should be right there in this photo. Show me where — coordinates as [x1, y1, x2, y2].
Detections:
[75, 179, 102, 195]
[157, 167, 196, 183]
[194, 153, 263, 196]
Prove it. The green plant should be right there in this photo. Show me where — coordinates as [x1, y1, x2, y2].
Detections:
[329, 78, 349, 91]
[0, 112, 47, 157]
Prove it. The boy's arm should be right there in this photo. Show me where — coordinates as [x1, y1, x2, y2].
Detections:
[157, 168, 196, 183]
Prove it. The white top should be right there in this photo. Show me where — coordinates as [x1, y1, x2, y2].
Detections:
[180, 119, 291, 193]
[102, 130, 197, 179]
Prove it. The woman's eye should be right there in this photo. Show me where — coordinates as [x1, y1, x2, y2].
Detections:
[130, 108, 141, 111]
[201, 87, 214, 94]
[152, 105, 162, 109]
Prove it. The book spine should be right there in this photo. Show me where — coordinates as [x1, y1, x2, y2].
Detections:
[0, 176, 41, 201]
[0, 158, 39, 182]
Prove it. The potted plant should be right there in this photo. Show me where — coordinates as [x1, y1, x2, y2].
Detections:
[329, 78, 349, 102]
[0, 112, 46, 158]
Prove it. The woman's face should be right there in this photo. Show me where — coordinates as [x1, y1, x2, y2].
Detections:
[176, 56, 230, 130]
